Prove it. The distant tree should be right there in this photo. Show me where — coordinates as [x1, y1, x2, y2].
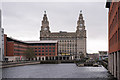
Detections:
[80, 54, 85, 59]
[24, 48, 36, 60]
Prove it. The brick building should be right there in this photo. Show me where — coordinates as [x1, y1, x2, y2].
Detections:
[106, 1, 120, 80]
[4, 34, 58, 61]
[26, 41, 58, 61]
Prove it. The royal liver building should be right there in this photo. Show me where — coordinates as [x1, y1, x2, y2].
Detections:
[40, 11, 87, 59]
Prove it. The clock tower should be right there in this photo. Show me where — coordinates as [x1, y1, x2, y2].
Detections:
[76, 11, 87, 58]
[40, 11, 50, 40]
[76, 10, 85, 35]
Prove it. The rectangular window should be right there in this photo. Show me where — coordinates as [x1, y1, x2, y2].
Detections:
[39, 50, 41, 52]
[42, 50, 44, 52]
[49, 50, 51, 52]
[49, 47, 51, 49]
[42, 54, 44, 55]
[53, 50, 55, 52]
[42, 47, 44, 49]
[46, 47, 48, 49]
[53, 47, 55, 49]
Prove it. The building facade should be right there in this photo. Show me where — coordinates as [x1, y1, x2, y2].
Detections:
[40, 11, 87, 59]
[0, 10, 4, 61]
[4, 35, 29, 61]
[98, 51, 108, 60]
[4, 35, 62, 61]
[26, 41, 58, 61]
[106, 1, 120, 80]
[87, 53, 99, 61]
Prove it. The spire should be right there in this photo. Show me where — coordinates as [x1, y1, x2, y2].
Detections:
[80, 10, 82, 14]
[76, 10, 85, 31]
[79, 10, 83, 20]
[43, 11, 48, 21]
[41, 11, 49, 28]
[44, 11, 46, 14]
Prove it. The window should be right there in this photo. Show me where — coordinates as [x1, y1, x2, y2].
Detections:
[38, 44, 41, 46]
[39, 48, 41, 49]
[35, 51, 37, 52]
[49, 50, 51, 52]
[49, 47, 51, 49]
[53, 50, 55, 52]
[49, 53, 51, 55]
[46, 50, 48, 52]
[39, 54, 41, 55]
[46, 53, 48, 55]
[39, 50, 41, 52]
[35, 48, 37, 49]
[35, 54, 37, 55]
[42, 47, 44, 49]
[42, 54, 44, 55]
[42, 50, 44, 52]
[53, 47, 55, 49]
[46, 47, 48, 49]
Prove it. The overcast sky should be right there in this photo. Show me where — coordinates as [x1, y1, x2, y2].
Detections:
[1, 1, 108, 53]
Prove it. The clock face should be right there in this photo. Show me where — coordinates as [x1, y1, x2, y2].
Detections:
[80, 19, 82, 21]
[80, 24, 83, 26]
[44, 28, 47, 31]
[79, 28, 82, 30]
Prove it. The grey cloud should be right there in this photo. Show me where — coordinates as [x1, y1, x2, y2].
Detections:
[2, 2, 108, 53]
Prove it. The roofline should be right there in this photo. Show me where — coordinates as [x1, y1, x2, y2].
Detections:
[7, 37, 58, 44]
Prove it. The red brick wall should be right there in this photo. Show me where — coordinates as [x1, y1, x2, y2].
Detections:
[7, 42, 14, 56]
[109, 2, 120, 53]
[4, 35, 58, 57]
[118, 2, 120, 51]
[29, 43, 58, 57]
[14, 42, 28, 56]
[4, 34, 7, 56]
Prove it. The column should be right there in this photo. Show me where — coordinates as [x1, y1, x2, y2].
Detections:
[111, 53, 114, 75]
[54, 56, 56, 60]
[37, 57, 39, 61]
[62, 56, 63, 60]
[110, 53, 112, 73]
[44, 56, 46, 61]
[65, 56, 67, 60]
[117, 51, 120, 80]
[108, 53, 111, 73]
[114, 52, 117, 78]
[69, 56, 71, 60]
[48, 56, 50, 60]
